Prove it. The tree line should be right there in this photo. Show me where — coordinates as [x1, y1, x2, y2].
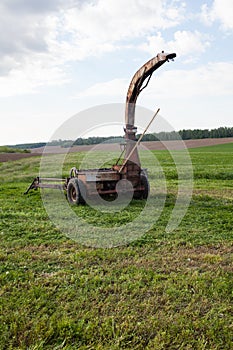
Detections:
[9, 126, 233, 149]
[139, 126, 233, 142]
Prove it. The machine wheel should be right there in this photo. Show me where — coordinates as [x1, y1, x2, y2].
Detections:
[67, 178, 86, 205]
[141, 174, 150, 199]
[133, 174, 150, 200]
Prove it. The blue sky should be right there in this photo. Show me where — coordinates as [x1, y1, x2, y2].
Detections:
[0, 0, 232, 145]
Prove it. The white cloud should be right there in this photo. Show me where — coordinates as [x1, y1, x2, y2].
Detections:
[77, 61, 233, 101]
[140, 31, 211, 61]
[62, 0, 185, 44]
[144, 61, 233, 99]
[201, 0, 233, 30]
[0, 0, 186, 96]
[56, 0, 186, 63]
[0, 0, 186, 66]
[0, 56, 68, 97]
[74, 78, 127, 99]
[0, 2, 69, 95]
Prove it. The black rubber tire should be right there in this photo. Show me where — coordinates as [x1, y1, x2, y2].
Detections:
[133, 174, 150, 200]
[141, 174, 150, 199]
[77, 179, 86, 204]
[67, 178, 86, 205]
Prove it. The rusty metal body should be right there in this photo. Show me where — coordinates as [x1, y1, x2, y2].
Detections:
[25, 51, 176, 203]
[124, 51, 176, 173]
[25, 166, 143, 199]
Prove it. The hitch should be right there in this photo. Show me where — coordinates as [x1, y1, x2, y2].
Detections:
[24, 177, 67, 194]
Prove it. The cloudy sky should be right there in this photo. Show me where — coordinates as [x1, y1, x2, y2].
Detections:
[0, 0, 233, 145]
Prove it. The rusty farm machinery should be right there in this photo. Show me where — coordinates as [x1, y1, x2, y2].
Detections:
[25, 51, 176, 204]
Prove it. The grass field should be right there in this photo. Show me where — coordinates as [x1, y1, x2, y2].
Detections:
[0, 146, 30, 154]
[0, 143, 232, 349]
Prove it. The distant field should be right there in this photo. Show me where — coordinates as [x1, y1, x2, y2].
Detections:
[0, 143, 232, 349]
[1, 137, 233, 163]
[144, 137, 233, 151]
[0, 146, 29, 153]
[188, 142, 233, 152]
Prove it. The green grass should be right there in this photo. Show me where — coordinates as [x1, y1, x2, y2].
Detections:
[0, 146, 30, 153]
[0, 143, 232, 349]
[189, 143, 233, 152]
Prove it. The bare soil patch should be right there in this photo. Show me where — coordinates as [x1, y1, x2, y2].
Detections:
[0, 152, 41, 163]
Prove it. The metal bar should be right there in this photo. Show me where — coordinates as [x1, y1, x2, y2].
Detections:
[39, 184, 64, 189]
[119, 108, 160, 173]
[39, 178, 66, 181]
[24, 177, 39, 194]
[115, 146, 126, 165]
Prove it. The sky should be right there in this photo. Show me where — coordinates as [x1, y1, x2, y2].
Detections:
[0, 0, 233, 145]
